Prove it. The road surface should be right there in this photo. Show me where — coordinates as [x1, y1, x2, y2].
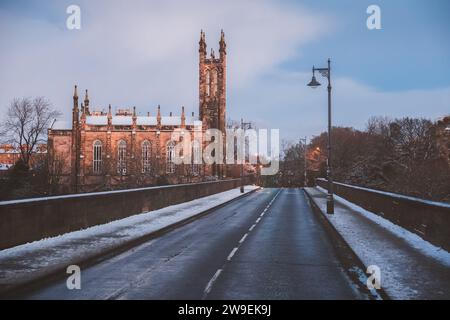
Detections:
[21, 188, 364, 300]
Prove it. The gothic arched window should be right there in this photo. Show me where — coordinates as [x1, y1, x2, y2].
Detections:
[205, 70, 211, 96]
[210, 69, 217, 97]
[142, 140, 151, 173]
[93, 140, 102, 174]
[117, 140, 127, 175]
[166, 141, 175, 174]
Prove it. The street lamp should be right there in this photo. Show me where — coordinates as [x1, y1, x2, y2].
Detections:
[307, 58, 334, 214]
[240, 118, 252, 193]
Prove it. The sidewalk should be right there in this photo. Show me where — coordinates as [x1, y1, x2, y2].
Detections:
[0, 186, 259, 296]
[305, 187, 450, 300]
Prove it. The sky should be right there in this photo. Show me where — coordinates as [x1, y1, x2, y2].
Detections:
[0, 0, 449, 141]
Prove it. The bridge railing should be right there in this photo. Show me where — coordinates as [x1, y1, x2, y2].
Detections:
[0, 179, 244, 250]
[316, 178, 450, 252]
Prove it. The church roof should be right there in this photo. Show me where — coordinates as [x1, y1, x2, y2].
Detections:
[161, 116, 181, 126]
[111, 116, 133, 125]
[136, 116, 157, 126]
[86, 116, 108, 125]
[51, 120, 72, 130]
[185, 117, 200, 126]
[49, 114, 203, 129]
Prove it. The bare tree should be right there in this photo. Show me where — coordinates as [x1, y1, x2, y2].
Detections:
[1, 97, 60, 170]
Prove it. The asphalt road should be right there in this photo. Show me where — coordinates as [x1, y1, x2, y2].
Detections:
[21, 188, 364, 300]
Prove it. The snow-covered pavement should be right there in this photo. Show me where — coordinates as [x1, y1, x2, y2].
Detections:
[305, 187, 450, 299]
[0, 186, 259, 295]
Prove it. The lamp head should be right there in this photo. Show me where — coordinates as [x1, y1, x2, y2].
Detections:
[307, 74, 321, 88]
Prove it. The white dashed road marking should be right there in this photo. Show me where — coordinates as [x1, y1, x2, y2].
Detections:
[203, 269, 223, 297]
[227, 247, 238, 261]
[239, 233, 248, 244]
[202, 188, 282, 298]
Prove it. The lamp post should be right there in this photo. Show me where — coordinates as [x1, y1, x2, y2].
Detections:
[299, 137, 307, 188]
[240, 118, 252, 193]
[307, 58, 334, 214]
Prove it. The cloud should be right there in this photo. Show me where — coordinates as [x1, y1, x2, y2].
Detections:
[232, 69, 450, 140]
[1, 0, 447, 142]
[0, 0, 330, 123]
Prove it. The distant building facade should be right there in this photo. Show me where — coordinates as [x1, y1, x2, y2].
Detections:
[0, 144, 47, 175]
[0, 145, 20, 172]
[48, 31, 230, 193]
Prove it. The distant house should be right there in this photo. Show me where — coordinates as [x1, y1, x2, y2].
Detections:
[0, 144, 47, 176]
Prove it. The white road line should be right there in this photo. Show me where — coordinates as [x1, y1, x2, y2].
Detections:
[252, 189, 281, 227]
[239, 233, 248, 244]
[204, 189, 282, 300]
[203, 269, 223, 296]
[227, 247, 239, 261]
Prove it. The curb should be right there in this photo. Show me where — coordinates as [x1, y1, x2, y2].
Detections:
[0, 186, 260, 299]
[303, 187, 390, 300]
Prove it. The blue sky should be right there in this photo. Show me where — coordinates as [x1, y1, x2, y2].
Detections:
[293, 0, 450, 91]
[0, 0, 449, 141]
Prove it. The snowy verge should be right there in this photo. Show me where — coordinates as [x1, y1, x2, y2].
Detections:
[305, 187, 450, 299]
[0, 186, 259, 294]
[315, 186, 450, 267]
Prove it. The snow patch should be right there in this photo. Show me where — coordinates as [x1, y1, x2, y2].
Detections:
[136, 116, 157, 126]
[86, 116, 108, 125]
[161, 116, 181, 126]
[51, 120, 72, 130]
[317, 186, 450, 266]
[0, 186, 259, 288]
[111, 116, 132, 125]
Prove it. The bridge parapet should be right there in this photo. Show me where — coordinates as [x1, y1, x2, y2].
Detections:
[0, 179, 243, 250]
[316, 178, 450, 252]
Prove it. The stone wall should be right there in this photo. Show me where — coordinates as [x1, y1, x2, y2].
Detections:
[316, 178, 450, 252]
[0, 179, 242, 250]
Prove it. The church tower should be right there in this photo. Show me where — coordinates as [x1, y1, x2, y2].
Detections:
[199, 30, 226, 132]
[198, 30, 227, 177]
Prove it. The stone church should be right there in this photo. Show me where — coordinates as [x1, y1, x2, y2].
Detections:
[48, 30, 229, 193]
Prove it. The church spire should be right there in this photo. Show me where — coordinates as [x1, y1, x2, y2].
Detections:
[73, 85, 79, 111]
[107, 104, 112, 127]
[84, 89, 90, 115]
[157, 105, 161, 127]
[181, 106, 186, 127]
[84, 89, 89, 106]
[199, 30, 206, 57]
[72, 85, 79, 130]
[132, 106, 137, 128]
[219, 29, 226, 57]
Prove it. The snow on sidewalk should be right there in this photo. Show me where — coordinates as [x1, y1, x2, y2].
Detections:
[0, 186, 258, 293]
[305, 187, 450, 300]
